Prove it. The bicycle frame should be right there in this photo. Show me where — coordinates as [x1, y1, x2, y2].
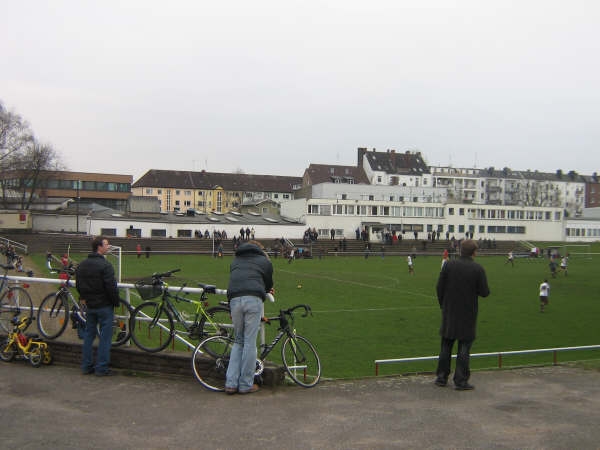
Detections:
[259, 305, 312, 369]
[2, 317, 50, 361]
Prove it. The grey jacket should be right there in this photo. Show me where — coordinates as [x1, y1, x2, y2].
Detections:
[227, 243, 273, 301]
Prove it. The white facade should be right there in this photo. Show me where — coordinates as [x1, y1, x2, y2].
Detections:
[281, 184, 567, 241]
[430, 165, 586, 216]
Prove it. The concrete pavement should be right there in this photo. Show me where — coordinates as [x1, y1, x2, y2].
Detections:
[1, 362, 599, 449]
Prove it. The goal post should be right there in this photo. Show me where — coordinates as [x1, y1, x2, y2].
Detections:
[563, 244, 592, 260]
[106, 245, 122, 282]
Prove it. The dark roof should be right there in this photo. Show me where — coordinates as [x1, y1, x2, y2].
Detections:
[302, 164, 369, 186]
[88, 208, 301, 226]
[480, 167, 588, 182]
[363, 150, 430, 175]
[133, 170, 302, 192]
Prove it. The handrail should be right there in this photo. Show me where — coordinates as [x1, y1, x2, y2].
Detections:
[0, 236, 28, 255]
[374, 345, 600, 375]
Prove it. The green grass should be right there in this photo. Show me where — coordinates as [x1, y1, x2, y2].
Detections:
[29, 245, 600, 379]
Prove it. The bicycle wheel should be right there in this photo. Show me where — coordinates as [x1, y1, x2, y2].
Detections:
[37, 292, 69, 340]
[111, 299, 132, 347]
[130, 301, 174, 352]
[198, 305, 233, 339]
[42, 347, 53, 365]
[0, 337, 16, 362]
[281, 334, 321, 387]
[192, 335, 233, 391]
[0, 286, 33, 333]
[28, 343, 43, 367]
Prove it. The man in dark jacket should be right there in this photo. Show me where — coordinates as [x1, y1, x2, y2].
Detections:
[76, 236, 121, 376]
[435, 239, 490, 390]
[225, 240, 273, 394]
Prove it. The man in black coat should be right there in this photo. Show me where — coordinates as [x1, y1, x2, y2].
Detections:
[76, 236, 121, 376]
[435, 239, 490, 390]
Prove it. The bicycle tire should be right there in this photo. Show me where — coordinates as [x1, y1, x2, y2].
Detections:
[42, 347, 53, 365]
[0, 337, 16, 362]
[198, 305, 233, 340]
[192, 335, 233, 391]
[37, 292, 69, 340]
[0, 286, 34, 333]
[111, 299, 133, 347]
[281, 334, 321, 387]
[129, 301, 174, 352]
[29, 343, 43, 367]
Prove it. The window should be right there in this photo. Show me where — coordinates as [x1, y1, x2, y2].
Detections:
[151, 229, 167, 237]
[145, 188, 153, 195]
[448, 208, 455, 215]
[308, 204, 319, 214]
[341, 194, 347, 200]
[368, 195, 374, 201]
[458, 225, 465, 233]
[157, 189, 162, 195]
[333, 204, 343, 214]
[184, 201, 191, 207]
[175, 190, 181, 195]
[377, 176, 382, 183]
[100, 228, 117, 236]
[459, 208, 465, 216]
[274, 194, 279, 199]
[283, 194, 290, 199]
[345, 205, 355, 215]
[448, 225, 455, 232]
[177, 229, 192, 237]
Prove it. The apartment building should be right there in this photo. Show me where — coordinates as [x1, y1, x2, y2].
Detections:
[132, 169, 302, 214]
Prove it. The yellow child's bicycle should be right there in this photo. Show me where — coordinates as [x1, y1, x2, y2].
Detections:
[0, 315, 53, 367]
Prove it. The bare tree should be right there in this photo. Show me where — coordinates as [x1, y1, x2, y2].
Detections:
[1, 100, 63, 209]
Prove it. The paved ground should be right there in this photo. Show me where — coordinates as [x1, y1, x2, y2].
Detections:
[1, 362, 599, 449]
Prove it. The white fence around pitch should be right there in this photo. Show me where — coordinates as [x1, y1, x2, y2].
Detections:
[374, 345, 600, 376]
[4, 274, 229, 351]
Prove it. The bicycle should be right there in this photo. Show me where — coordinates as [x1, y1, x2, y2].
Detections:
[129, 269, 232, 353]
[0, 315, 53, 367]
[192, 304, 321, 391]
[0, 263, 34, 334]
[36, 266, 132, 346]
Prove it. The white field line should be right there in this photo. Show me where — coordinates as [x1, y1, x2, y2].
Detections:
[279, 268, 435, 300]
[311, 305, 437, 314]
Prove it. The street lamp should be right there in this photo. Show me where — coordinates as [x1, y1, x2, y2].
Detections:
[76, 180, 81, 233]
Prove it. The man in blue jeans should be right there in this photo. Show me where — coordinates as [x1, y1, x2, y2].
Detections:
[76, 236, 121, 376]
[225, 240, 273, 394]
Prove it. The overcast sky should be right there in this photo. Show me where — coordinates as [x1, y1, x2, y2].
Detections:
[2, 0, 599, 181]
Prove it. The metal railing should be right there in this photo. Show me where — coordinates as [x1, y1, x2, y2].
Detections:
[375, 345, 600, 375]
[0, 236, 28, 255]
[4, 274, 228, 351]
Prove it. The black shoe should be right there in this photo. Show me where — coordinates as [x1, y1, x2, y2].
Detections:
[434, 378, 447, 387]
[454, 383, 474, 391]
[82, 368, 95, 375]
[95, 370, 117, 377]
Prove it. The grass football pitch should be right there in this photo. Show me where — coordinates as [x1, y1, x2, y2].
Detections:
[30, 246, 600, 379]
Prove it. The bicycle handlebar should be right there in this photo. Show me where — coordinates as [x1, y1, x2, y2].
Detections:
[151, 268, 181, 279]
[285, 304, 311, 317]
